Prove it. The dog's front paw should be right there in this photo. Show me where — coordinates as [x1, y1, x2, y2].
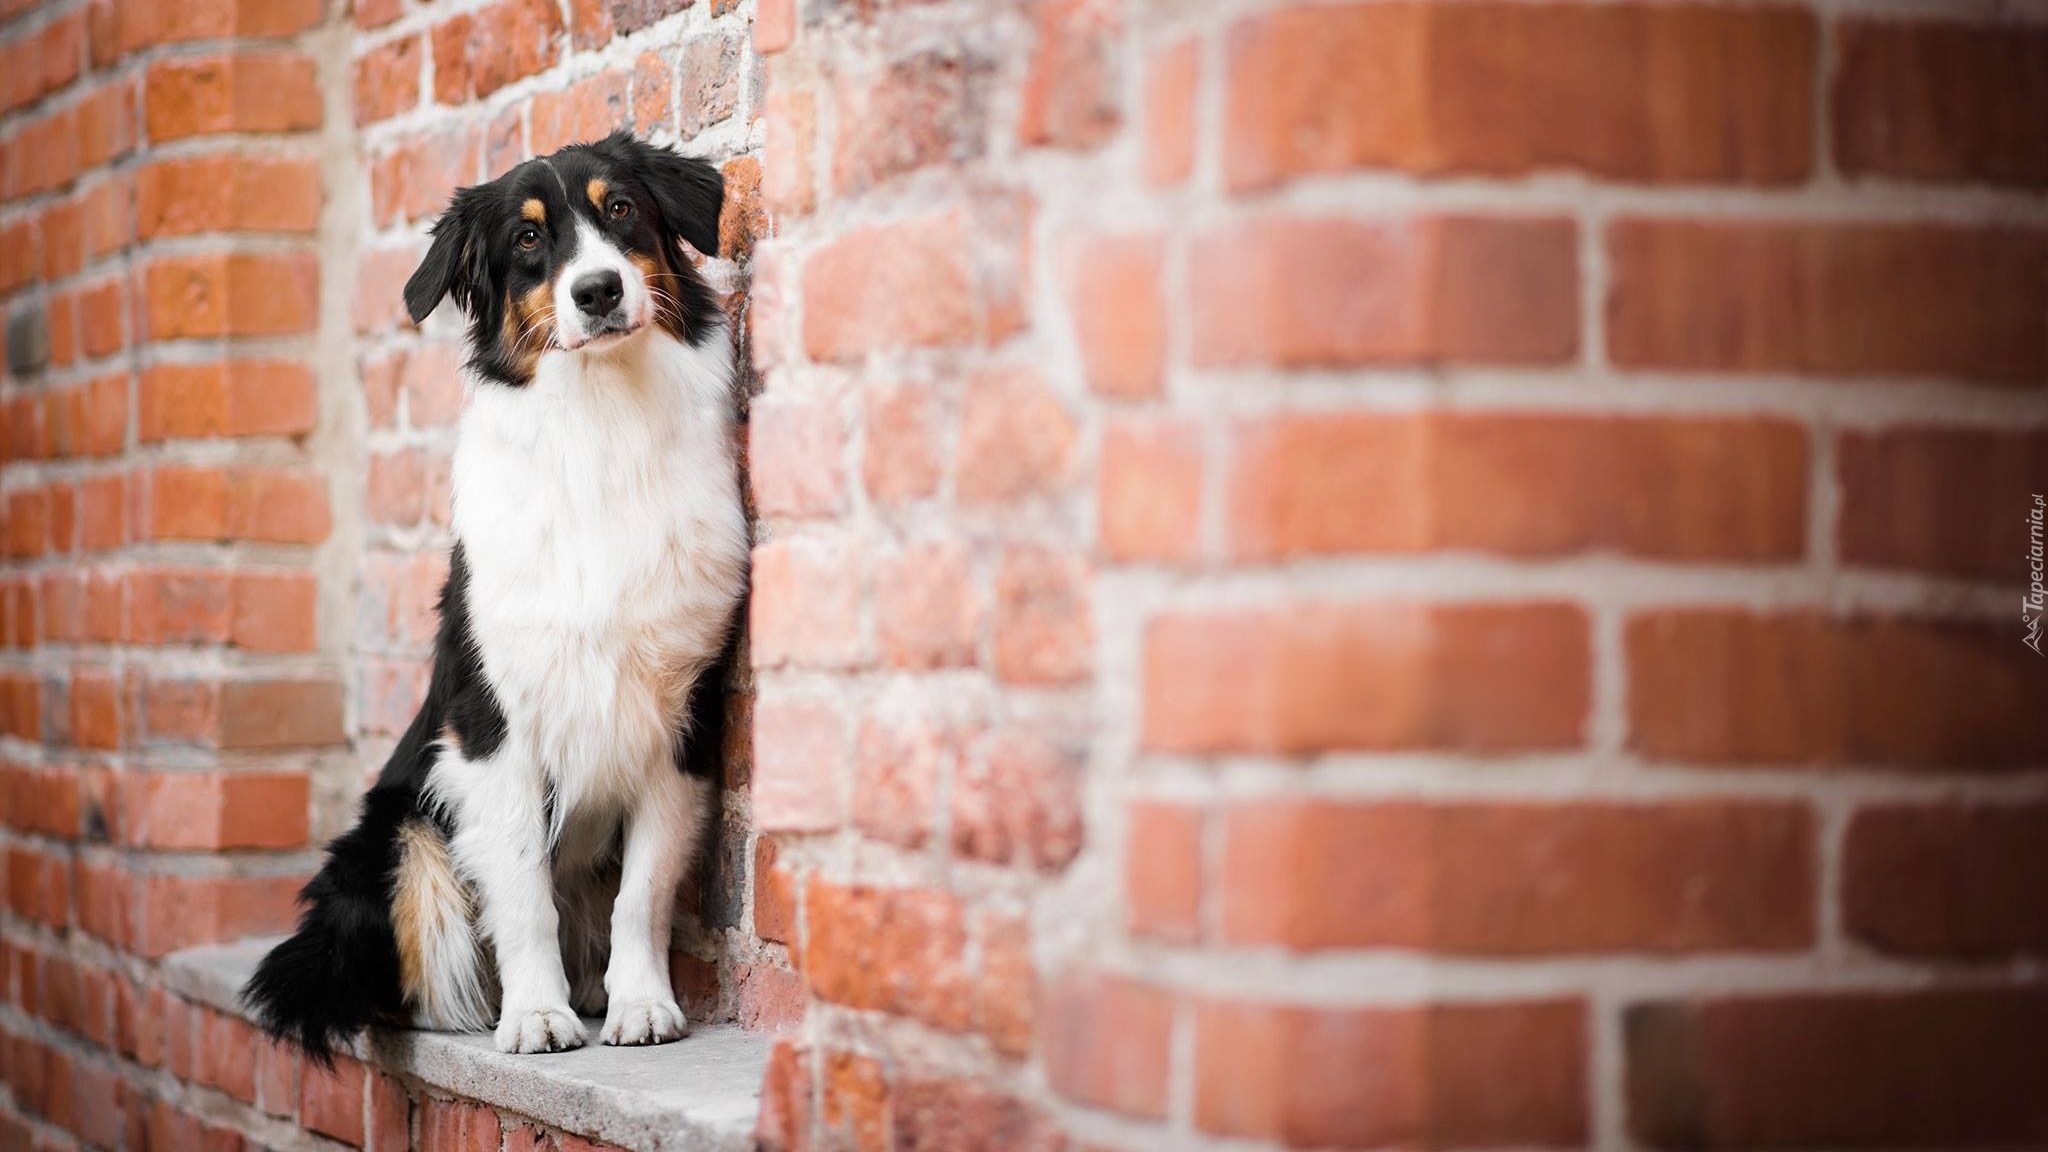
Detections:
[496, 1005, 586, 1054]
[601, 999, 687, 1046]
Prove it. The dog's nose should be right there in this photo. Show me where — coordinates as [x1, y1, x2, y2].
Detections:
[571, 271, 624, 318]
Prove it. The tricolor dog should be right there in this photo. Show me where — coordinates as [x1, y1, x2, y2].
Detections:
[246, 132, 748, 1057]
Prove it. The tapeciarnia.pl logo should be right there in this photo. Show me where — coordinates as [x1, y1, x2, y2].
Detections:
[2027, 494, 2045, 657]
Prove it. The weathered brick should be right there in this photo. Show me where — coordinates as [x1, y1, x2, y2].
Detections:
[1627, 611, 2048, 768]
[1627, 991, 2048, 1149]
[1193, 216, 1578, 368]
[1146, 602, 1590, 755]
[1226, 2, 1813, 190]
[1198, 999, 1588, 1147]
[1222, 800, 1814, 953]
[1608, 219, 2048, 382]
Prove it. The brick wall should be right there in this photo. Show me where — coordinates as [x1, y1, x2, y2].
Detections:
[2, 0, 2044, 1150]
[0, 0, 775, 1146]
[745, 1, 2048, 1150]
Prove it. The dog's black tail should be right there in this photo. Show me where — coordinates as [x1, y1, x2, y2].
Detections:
[243, 788, 412, 1065]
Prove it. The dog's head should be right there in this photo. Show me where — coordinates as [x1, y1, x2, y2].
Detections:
[403, 131, 724, 386]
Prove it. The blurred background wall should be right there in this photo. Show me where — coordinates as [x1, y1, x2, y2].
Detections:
[1, 0, 2045, 1148]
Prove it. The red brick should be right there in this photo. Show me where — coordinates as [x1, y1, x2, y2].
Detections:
[419, 1097, 499, 1152]
[951, 727, 1081, 873]
[76, 282, 127, 361]
[750, 537, 865, 670]
[1063, 234, 1164, 397]
[117, 0, 321, 48]
[803, 212, 992, 361]
[1609, 219, 2048, 382]
[356, 241, 424, 333]
[1627, 990, 2048, 1149]
[367, 1073, 409, 1152]
[1018, 0, 1119, 149]
[374, 126, 487, 228]
[131, 874, 302, 957]
[75, 81, 137, 169]
[754, 1039, 811, 1152]
[531, 70, 629, 155]
[126, 567, 230, 644]
[1195, 215, 1577, 368]
[1200, 998, 1586, 1146]
[1146, 602, 1590, 755]
[1842, 802, 2048, 960]
[832, 51, 990, 195]
[1227, 2, 1813, 191]
[955, 369, 1077, 506]
[752, 696, 845, 832]
[79, 176, 133, 260]
[231, 571, 317, 653]
[193, 1010, 258, 1101]
[1837, 428, 2048, 582]
[804, 880, 969, 1032]
[753, 837, 795, 945]
[1100, 418, 1202, 563]
[122, 772, 309, 850]
[1833, 21, 2048, 188]
[853, 705, 962, 851]
[972, 912, 1034, 1058]
[1224, 799, 1813, 953]
[991, 547, 1090, 685]
[70, 670, 121, 750]
[873, 543, 979, 670]
[750, 393, 846, 518]
[138, 361, 318, 441]
[1043, 974, 1173, 1118]
[630, 50, 672, 136]
[143, 254, 319, 339]
[1628, 611, 2048, 768]
[137, 156, 322, 239]
[256, 1037, 297, 1118]
[300, 1056, 366, 1145]
[861, 381, 941, 504]
[353, 33, 420, 125]
[816, 1048, 888, 1152]
[1126, 801, 1202, 942]
[431, 0, 563, 105]
[80, 475, 126, 552]
[1228, 412, 1807, 562]
[894, 1079, 1061, 1152]
[355, 0, 402, 29]
[755, 0, 794, 53]
[143, 53, 320, 141]
[763, 85, 815, 218]
[677, 33, 742, 141]
[218, 679, 344, 749]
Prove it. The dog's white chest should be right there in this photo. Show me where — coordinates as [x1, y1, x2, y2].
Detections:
[449, 331, 747, 808]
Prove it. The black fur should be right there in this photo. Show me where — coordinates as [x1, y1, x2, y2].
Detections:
[243, 546, 507, 1062]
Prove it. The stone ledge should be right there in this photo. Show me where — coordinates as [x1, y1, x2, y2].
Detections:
[163, 938, 769, 1152]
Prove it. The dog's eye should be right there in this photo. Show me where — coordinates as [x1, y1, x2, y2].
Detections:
[515, 227, 541, 251]
[608, 198, 631, 220]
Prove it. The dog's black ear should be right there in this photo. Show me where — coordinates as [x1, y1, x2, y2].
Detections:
[599, 131, 724, 259]
[405, 186, 492, 325]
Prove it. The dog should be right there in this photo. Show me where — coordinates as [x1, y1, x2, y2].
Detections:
[245, 131, 749, 1058]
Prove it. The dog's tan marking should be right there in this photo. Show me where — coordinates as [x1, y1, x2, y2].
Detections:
[503, 281, 556, 379]
[393, 821, 469, 1010]
[521, 198, 546, 224]
[587, 178, 608, 210]
[632, 248, 693, 342]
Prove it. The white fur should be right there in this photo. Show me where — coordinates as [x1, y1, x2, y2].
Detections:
[425, 268, 746, 1052]
[555, 217, 654, 349]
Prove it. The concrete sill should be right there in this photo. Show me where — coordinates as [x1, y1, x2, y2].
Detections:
[162, 938, 770, 1152]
